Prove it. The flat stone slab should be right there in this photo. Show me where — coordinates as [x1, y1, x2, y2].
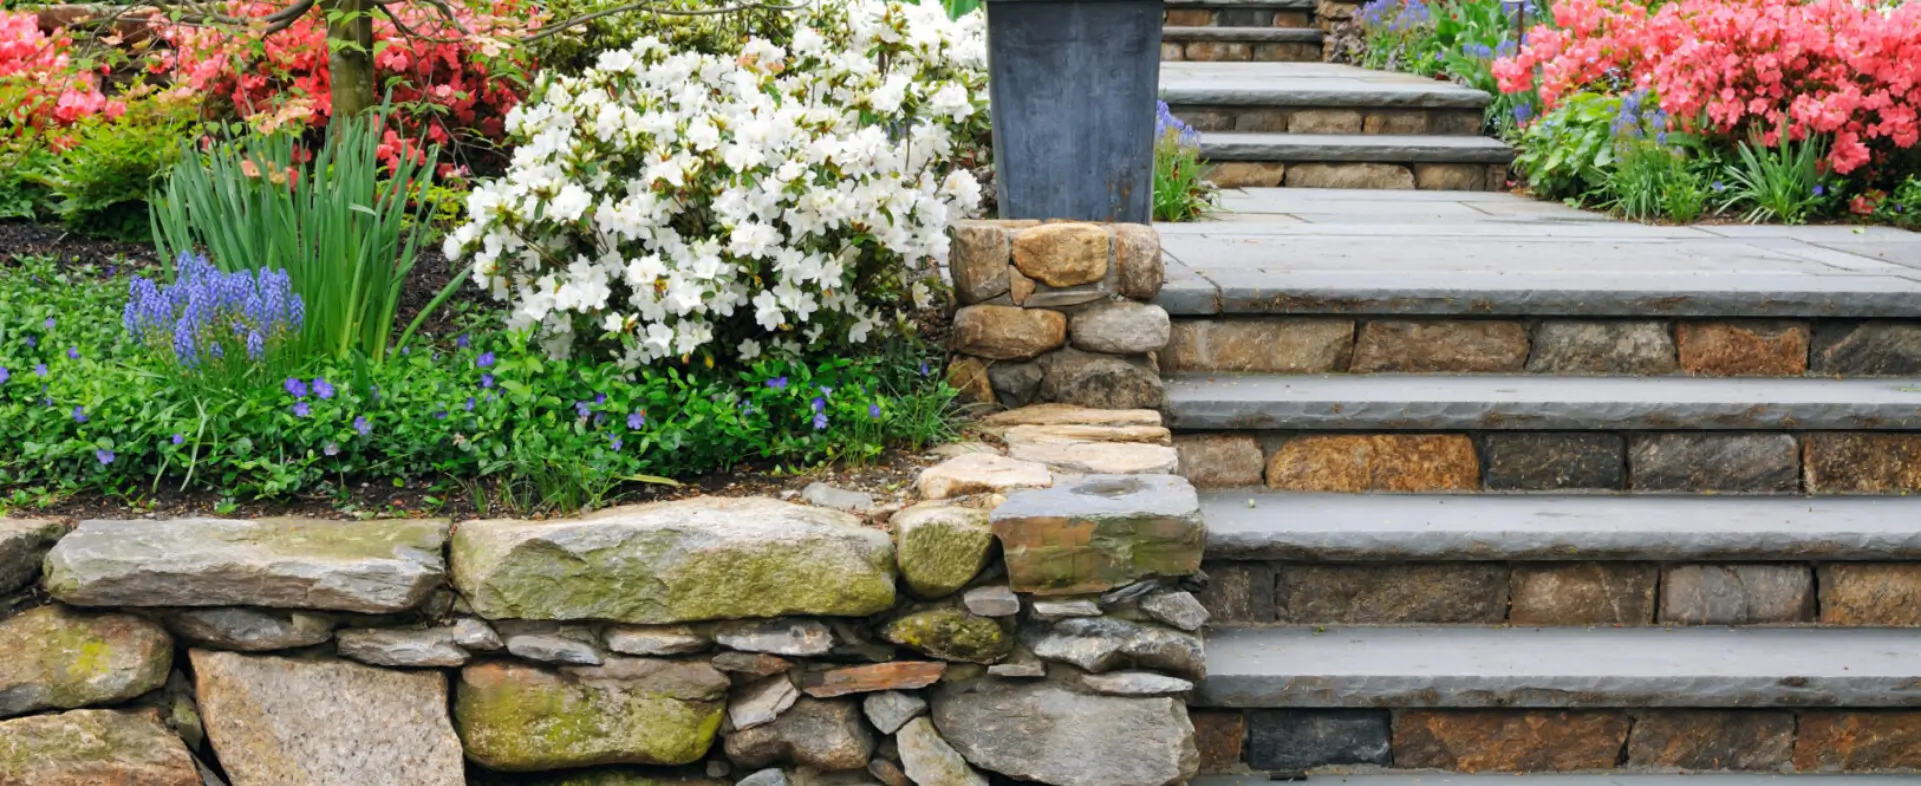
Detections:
[1203, 493, 1921, 561]
[1193, 777, 1921, 786]
[1163, 26, 1322, 43]
[1161, 62, 1491, 108]
[1164, 374, 1921, 431]
[1201, 133, 1514, 164]
[1197, 627, 1921, 708]
[1166, 0, 1315, 8]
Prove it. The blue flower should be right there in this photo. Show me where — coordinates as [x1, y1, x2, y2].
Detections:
[464, 397, 476, 412]
[32, 364, 45, 378]
[628, 412, 645, 429]
[324, 442, 339, 456]
[0, 367, 9, 385]
[476, 351, 496, 368]
[172, 433, 184, 445]
[480, 374, 495, 389]
[313, 378, 335, 399]
[95, 449, 114, 465]
[812, 412, 829, 431]
[284, 377, 309, 398]
[595, 393, 607, 405]
[71, 405, 87, 423]
[43, 317, 54, 330]
[918, 362, 930, 377]
[811, 396, 826, 414]
[609, 436, 623, 451]
[575, 401, 592, 418]
[457, 333, 471, 349]
[1813, 184, 1827, 196]
[23, 336, 34, 348]
[66, 346, 79, 360]
[354, 416, 372, 436]
[292, 402, 311, 418]
[767, 376, 788, 390]
[433, 410, 448, 420]
[869, 403, 882, 419]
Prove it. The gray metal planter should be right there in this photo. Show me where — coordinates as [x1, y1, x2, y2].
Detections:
[986, 0, 1164, 223]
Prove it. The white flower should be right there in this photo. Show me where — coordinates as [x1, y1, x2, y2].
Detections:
[738, 338, 763, 360]
[549, 184, 592, 222]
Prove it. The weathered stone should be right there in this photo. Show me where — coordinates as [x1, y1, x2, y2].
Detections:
[731, 676, 801, 731]
[1795, 712, 1921, 771]
[1038, 348, 1164, 410]
[862, 690, 927, 735]
[0, 518, 65, 594]
[0, 605, 171, 718]
[1004, 423, 1171, 447]
[986, 361, 1043, 408]
[1190, 711, 1245, 775]
[881, 608, 1012, 664]
[986, 646, 1047, 678]
[0, 709, 198, 786]
[45, 517, 448, 613]
[1819, 564, 1921, 626]
[1161, 319, 1353, 373]
[136, 670, 202, 751]
[1812, 321, 1921, 376]
[1185, 41, 1251, 61]
[1508, 564, 1657, 626]
[1629, 433, 1799, 492]
[195, 650, 464, 785]
[1352, 320, 1529, 372]
[1482, 433, 1626, 491]
[893, 504, 994, 600]
[926, 442, 1000, 461]
[946, 356, 994, 405]
[1805, 433, 1921, 493]
[1678, 320, 1809, 376]
[1393, 710, 1631, 772]
[335, 626, 469, 668]
[1248, 709, 1390, 771]
[738, 770, 789, 786]
[1277, 564, 1507, 624]
[1140, 590, 1211, 631]
[991, 474, 1204, 595]
[950, 221, 1011, 305]
[1174, 434, 1266, 489]
[897, 717, 988, 786]
[1070, 301, 1171, 355]
[951, 305, 1067, 361]
[1527, 321, 1678, 375]
[1008, 440, 1180, 476]
[1365, 110, 1429, 134]
[802, 483, 875, 513]
[1288, 108, 1362, 133]
[713, 652, 793, 679]
[724, 697, 875, 771]
[164, 607, 333, 652]
[868, 757, 911, 786]
[605, 625, 709, 656]
[1660, 565, 1814, 625]
[1008, 267, 1036, 305]
[1206, 162, 1287, 188]
[1627, 710, 1794, 770]
[1194, 562, 1276, 624]
[1114, 223, 1164, 299]
[712, 618, 834, 657]
[979, 404, 1162, 429]
[1030, 598, 1103, 620]
[479, 770, 726, 786]
[1285, 162, 1414, 189]
[453, 617, 503, 651]
[454, 498, 896, 624]
[800, 662, 944, 699]
[1266, 434, 1480, 492]
[456, 658, 728, 770]
[1413, 163, 1489, 190]
[932, 678, 1197, 786]
[961, 585, 1019, 617]
[1079, 671, 1195, 697]
[1011, 223, 1110, 287]
[1021, 617, 1205, 680]
[507, 628, 607, 666]
[916, 454, 1052, 501]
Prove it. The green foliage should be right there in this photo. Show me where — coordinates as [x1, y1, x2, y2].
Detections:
[1152, 133, 1216, 223]
[1870, 176, 1921, 229]
[1603, 141, 1710, 223]
[523, 0, 800, 75]
[1512, 91, 1619, 201]
[1360, 0, 1528, 132]
[30, 97, 197, 242]
[1720, 124, 1830, 225]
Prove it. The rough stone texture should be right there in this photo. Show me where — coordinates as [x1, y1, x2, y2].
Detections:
[456, 658, 728, 771]
[714, 619, 836, 657]
[1079, 671, 1195, 696]
[868, 757, 911, 786]
[1190, 711, 1246, 775]
[990, 474, 1204, 595]
[962, 586, 1019, 617]
[1629, 433, 1799, 493]
[604, 625, 709, 656]
[1030, 599, 1102, 621]
[1508, 564, 1657, 626]
[0, 709, 198, 786]
[946, 356, 994, 405]
[194, 650, 464, 785]
[986, 361, 1043, 408]
[1626, 710, 1794, 770]
[1185, 41, 1251, 61]
[44, 517, 448, 613]
[1812, 321, 1921, 376]
[1414, 163, 1489, 190]
[713, 652, 793, 679]
[863, 690, 927, 735]
[951, 306, 1067, 361]
[1011, 223, 1110, 287]
[1527, 321, 1678, 375]
[723, 697, 875, 771]
[1266, 434, 1481, 492]
[1070, 301, 1170, 355]
[1007, 440, 1180, 476]
[1161, 319, 1353, 373]
[950, 221, 1011, 305]
[1206, 162, 1287, 188]
[1248, 709, 1390, 771]
[452, 618, 503, 651]
[1819, 564, 1921, 626]
[897, 717, 988, 786]
[1277, 564, 1507, 624]
[335, 626, 469, 668]
[881, 608, 1012, 664]
[932, 679, 1198, 786]
[0, 605, 172, 718]
[1140, 590, 1211, 632]
[1175, 434, 1266, 489]
[1805, 433, 1921, 493]
[164, 607, 333, 652]
[916, 454, 1052, 501]
[800, 662, 944, 699]
[892, 504, 994, 600]
[1352, 320, 1529, 372]
[1194, 562, 1276, 624]
[978, 404, 1161, 430]
[0, 518, 65, 594]
[737, 770, 789, 786]
[1366, 110, 1430, 134]
[1001, 424, 1171, 446]
[507, 631, 606, 665]
[454, 498, 895, 624]
[1021, 617, 1205, 680]
[1795, 712, 1921, 771]
[1661, 565, 1814, 625]
[1009, 268, 1036, 305]
[730, 675, 800, 731]
[1393, 711, 1631, 772]
[1284, 162, 1415, 189]
[1678, 320, 1810, 376]
[1038, 348, 1164, 410]
[1114, 224, 1164, 300]
[1482, 433, 1626, 491]
[802, 483, 874, 513]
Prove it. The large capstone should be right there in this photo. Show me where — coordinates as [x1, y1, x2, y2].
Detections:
[455, 658, 728, 771]
[44, 517, 449, 613]
[932, 678, 1197, 786]
[0, 518, 66, 594]
[990, 475, 1204, 595]
[192, 649, 465, 786]
[452, 498, 896, 623]
[0, 709, 199, 786]
[0, 605, 172, 718]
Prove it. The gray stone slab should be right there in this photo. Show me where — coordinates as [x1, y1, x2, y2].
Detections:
[1196, 626, 1921, 708]
[1201, 133, 1514, 164]
[1163, 26, 1322, 42]
[1164, 373, 1921, 430]
[1161, 62, 1491, 108]
[1200, 493, 1921, 561]
[1193, 777, 1921, 786]
[1167, 0, 1315, 8]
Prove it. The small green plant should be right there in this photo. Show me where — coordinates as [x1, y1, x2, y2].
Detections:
[1721, 123, 1830, 224]
[1153, 102, 1217, 222]
[1872, 175, 1921, 229]
[1604, 141, 1710, 223]
[32, 95, 197, 241]
[1512, 91, 1620, 202]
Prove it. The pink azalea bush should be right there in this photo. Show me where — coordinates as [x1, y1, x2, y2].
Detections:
[0, 11, 125, 136]
[1494, 0, 1921, 174]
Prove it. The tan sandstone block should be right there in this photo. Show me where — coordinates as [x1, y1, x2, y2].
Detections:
[1415, 163, 1490, 190]
[1011, 223, 1110, 288]
[951, 305, 1066, 361]
[1288, 109, 1363, 134]
[1677, 321, 1810, 376]
[1185, 42, 1252, 61]
[1207, 162, 1288, 188]
[1353, 320, 1529, 372]
[1394, 711, 1631, 772]
[1163, 319, 1354, 373]
[1796, 712, 1921, 771]
[1508, 564, 1657, 626]
[1175, 434, 1267, 489]
[1164, 8, 1212, 24]
[1266, 434, 1480, 492]
[1285, 163, 1414, 189]
[1804, 433, 1921, 493]
[1113, 223, 1164, 299]
[1819, 564, 1921, 626]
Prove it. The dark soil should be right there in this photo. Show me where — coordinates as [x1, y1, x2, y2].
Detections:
[0, 220, 160, 270]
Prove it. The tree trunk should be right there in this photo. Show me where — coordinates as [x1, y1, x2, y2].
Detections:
[325, 0, 377, 118]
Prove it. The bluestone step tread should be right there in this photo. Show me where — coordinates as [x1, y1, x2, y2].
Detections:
[1167, 0, 1316, 8]
[1164, 26, 1323, 42]
[1163, 373, 1921, 431]
[1202, 492, 1921, 561]
[1197, 626, 1921, 708]
[1162, 62, 1493, 108]
[1194, 777, 1921, 786]
[1201, 132, 1514, 164]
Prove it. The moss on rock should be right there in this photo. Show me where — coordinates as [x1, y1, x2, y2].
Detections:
[893, 504, 995, 600]
[455, 659, 728, 771]
[881, 607, 1013, 664]
[0, 605, 172, 718]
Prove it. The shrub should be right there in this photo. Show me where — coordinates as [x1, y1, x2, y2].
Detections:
[1511, 91, 1619, 201]
[29, 92, 198, 240]
[523, 0, 797, 75]
[0, 11, 123, 134]
[1152, 102, 1215, 222]
[444, 0, 989, 368]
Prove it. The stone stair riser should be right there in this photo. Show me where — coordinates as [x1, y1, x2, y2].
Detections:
[1164, 40, 1324, 62]
[1207, 161, 1505, 189]
[1173, 431, 1921, 495]
[1165, 7, 1316, 27]
[1174, 105, 1486, 136]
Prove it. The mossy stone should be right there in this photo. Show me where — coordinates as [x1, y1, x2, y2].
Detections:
[0, 709, 198, 786]
[0, 605, 172, 718]
[455, 659, 728, 771]
[881, 608, 1013, 664]
[894, 504, 995, 600]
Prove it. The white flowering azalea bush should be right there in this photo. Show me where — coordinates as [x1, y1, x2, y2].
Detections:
[443, 0, 989, 367]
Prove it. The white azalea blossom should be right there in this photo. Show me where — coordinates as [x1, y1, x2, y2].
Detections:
[445, 0, 989, 367]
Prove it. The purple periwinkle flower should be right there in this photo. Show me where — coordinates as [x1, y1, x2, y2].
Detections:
[575, 401, 592, 419]
[766, 376, 788, 390]
[457, 333, 471, 349]
[594, 393, 606, 405]
[811, 396, 826, 414]
[95, 449, 114, 465]
[480, 374, 495, 389]
[609, 436, 623, 451]
[43, 317, 54, 330]
[0, 367, 9, 385]
[292, 402, 311, 418]
[23, 336, 34, 348]
[476, 351, 496, 368]
[66, 346, 79, 360]
[464, 397, 476, 412]
[433, 410, 448, 420]
[869, 403, 882, 419]
[324, 442, 339, 456]
[628, 411, 645, 429]
[812, 412, 829, 431]
[313, 378, 335, 400]
[71, 405, 87, 423]
[1814, 184, 1827, 196]
[172, 433, 184, 445]
[284, 377, 309, 398]
[354, 416, 372, 436]
[918, 362, 930, 376]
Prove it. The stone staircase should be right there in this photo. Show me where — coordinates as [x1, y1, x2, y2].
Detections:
[1155, 189, 1921, 778]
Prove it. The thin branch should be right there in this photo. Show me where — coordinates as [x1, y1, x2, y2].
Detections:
[522, 0, 810, 42]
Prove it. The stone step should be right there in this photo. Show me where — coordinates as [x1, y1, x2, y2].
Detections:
[1202, 132, 1513, 164]
[1194, 776, 1921, 785]
[1164, 0, 1317, 29]
[1161, 62, 1492, 110]
[1164, 27, 1324, 63]
[1195, 626, 1921, 708]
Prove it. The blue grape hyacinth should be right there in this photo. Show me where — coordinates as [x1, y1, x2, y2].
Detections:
[124, 252, 304, 372]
